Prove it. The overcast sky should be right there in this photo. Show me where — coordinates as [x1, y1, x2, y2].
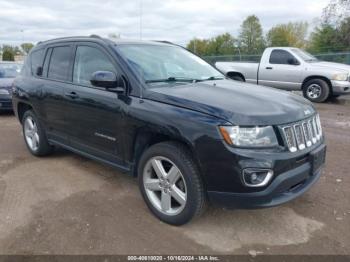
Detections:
[0, 0, 329, 46]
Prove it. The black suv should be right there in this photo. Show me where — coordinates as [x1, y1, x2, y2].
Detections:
[12, 36, 326, 225]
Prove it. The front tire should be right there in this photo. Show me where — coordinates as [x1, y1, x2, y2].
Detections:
[138, 142, 206, 225]
[22, 110, 53, 156]
[303, 79, 330, 103]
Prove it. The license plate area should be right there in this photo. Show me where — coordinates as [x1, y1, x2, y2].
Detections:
[310, 145, 326, 174]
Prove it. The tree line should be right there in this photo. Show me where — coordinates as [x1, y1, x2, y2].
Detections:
[1, 43, 34, 61]
[187, 0, 350, 56]
[1, 0, 349, 61]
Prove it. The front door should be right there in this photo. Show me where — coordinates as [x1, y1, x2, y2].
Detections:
[259, 49, 303, 90]
[63, 43, 126, 166]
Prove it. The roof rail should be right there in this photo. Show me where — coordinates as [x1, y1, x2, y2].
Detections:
[89, 34, 102, 39]
[154, 41, 187, 50]
[36, 35, 104, 45]
[154, 40, 175, 45]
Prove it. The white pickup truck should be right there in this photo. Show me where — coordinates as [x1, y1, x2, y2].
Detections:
[215, 47, 350, 102]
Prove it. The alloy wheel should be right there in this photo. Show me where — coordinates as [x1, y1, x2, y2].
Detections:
[143, 156, 187, 216]
[24, 116, 40, 152]
[307, 84, 322, 99]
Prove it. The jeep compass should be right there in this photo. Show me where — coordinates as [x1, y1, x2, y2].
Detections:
[12, 36, 326, 225]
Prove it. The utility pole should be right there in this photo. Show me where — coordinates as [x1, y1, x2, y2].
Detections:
[20, 29, 24, 44]
[139, 0, 143, 40]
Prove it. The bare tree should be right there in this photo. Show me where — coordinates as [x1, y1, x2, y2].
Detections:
[323, 0, 350, 25]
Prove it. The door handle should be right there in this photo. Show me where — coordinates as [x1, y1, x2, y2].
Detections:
[266, 67, 273, 70]
[65, 91, 79, 99]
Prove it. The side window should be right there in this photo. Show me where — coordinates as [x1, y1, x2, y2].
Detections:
[73, 46, 116, 86]
[269, 50, 296, 65]
[47, 46, 71, 81]
[30, 49, 45, 76]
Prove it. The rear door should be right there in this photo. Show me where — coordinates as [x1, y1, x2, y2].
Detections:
[258, 49, 303, 90]
[63, 42, 126, 167]
[40, 44, 74, 143]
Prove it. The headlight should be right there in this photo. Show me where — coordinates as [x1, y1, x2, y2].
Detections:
[219, 126, 278, 147]
[0, 89, 10, 95]
[332, 73, 348, 81]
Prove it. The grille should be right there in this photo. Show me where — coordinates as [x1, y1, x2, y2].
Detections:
[281, 114, 322, 152]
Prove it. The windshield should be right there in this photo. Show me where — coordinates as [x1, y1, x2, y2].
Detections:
[0, 63, 22, 78]
[292, 49, 318, 62]
[116, 44, 223, 83]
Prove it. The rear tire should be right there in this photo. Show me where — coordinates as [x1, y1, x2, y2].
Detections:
[22, 110, 53, 156]
[138, 142, 206, 225]
[303, 79, 330, 103]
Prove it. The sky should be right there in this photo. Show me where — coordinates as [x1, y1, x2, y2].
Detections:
[0, 0, 329, 47]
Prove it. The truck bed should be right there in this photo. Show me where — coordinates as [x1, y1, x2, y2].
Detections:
[215, 62, 259, 84]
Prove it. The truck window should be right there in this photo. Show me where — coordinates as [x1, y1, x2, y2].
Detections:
[47, 46, 71, 81]
[269, 50, 296, 65]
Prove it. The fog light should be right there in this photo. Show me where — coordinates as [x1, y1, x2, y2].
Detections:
[242, 168, 273, 187]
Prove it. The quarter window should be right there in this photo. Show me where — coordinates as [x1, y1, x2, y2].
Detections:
[269, 50, 297, 65]
[31, 49, 45, 76]
[73, 46, 116, 86]
[47, 46, 71, 81]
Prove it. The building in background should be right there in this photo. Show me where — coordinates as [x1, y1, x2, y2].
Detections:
[14, 55, 26, 62]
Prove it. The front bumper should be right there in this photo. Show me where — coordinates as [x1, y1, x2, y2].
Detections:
[331, 80, 350, 95]
[207, 144, 326, 209]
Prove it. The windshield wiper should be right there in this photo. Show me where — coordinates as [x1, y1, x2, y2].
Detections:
[196, 76, 225, 82]
[305, 59, 319, 62]
[145, 77, 197, 83]
[145, 76, 225, 84]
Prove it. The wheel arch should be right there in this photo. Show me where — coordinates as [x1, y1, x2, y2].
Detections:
[17, 102, 33, 123]
[226, 71, 246, 81]
[130, 129, 201, 179]
[302, 75, 333, 93]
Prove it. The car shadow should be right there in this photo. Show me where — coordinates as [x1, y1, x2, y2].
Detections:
[326, 96, 350, 105]
[0, 110, 15, 117]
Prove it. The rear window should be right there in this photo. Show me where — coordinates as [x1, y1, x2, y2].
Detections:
[47, 46, 71, 81]
[30, 49, 45, 76]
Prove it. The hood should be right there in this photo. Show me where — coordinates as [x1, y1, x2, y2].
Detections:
[146, 80, 315, 125]
[311, 61, 350, 73]
[0, 78, 14, 93]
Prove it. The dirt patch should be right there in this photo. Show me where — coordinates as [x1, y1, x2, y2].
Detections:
[182, 207, 323, 252]
[0, 101, 349, 255]
[0, 157, 106, 242]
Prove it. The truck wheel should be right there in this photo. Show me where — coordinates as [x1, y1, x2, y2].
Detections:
[303, 79, 330, 103]
[22, 110, 53, 156]
[138, 142, 206, 225]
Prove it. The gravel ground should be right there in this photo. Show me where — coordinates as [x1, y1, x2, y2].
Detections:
[0, 97, 349, 255]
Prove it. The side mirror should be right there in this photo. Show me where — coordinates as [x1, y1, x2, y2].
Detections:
[287, 58, 300, 65]
[90, 71, 124, 93]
